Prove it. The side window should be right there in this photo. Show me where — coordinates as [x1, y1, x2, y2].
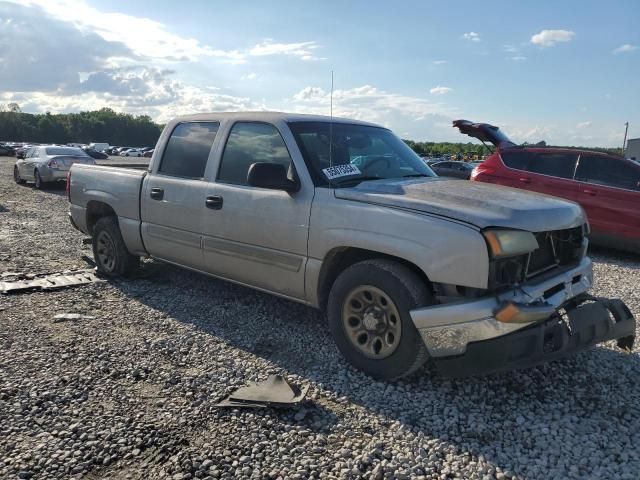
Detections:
[218, 122, 292, 185]
[575, 156, 640, 191]
[526, 153, 577, 179]
[158, 122, 219, 179]
[500, 150, 532, 171]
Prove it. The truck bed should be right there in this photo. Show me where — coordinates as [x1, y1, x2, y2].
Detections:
[68, 164, 148, 255]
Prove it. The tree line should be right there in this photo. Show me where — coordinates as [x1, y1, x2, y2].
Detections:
[0, 104, 622, 155]
[0, 106, 162, 147]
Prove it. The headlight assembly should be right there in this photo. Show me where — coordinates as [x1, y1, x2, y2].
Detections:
[483, 229, 539, 258]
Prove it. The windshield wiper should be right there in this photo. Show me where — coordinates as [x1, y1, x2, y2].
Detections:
[330, 176, 382, 187]
[401, 174, 431, 178]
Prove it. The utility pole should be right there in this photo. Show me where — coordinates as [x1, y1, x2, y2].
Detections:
[622, 122, 629, 156]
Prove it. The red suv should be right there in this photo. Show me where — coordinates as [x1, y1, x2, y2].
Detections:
[453, 120, 640, 254]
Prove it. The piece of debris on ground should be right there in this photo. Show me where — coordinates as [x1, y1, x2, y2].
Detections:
[0, 269, 102, 294]
[216, 374, 309, 408]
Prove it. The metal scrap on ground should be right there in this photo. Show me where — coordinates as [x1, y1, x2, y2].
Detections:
[216, 374, 308, 408]
[0, 269, 103, 294]
[53, 313, 97, 323]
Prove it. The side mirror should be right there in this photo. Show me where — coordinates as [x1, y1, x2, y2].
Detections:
[247, 162, 300, 193]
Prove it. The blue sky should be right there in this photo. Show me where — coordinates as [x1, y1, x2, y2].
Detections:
[1, 0, 638, 146]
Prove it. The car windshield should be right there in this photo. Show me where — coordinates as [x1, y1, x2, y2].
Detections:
[289, 121, 435, 187]
[45, 147, 87, 156]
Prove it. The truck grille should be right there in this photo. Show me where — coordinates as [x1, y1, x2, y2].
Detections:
[489, 226, 585, 290]
[525, 227, 585, 279]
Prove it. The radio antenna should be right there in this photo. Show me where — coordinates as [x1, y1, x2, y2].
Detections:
[329, 70, 334, 169]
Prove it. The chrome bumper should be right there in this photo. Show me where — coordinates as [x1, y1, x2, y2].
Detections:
[410, 257, 594, 357]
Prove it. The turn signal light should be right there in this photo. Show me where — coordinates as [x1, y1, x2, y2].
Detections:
[495, 303, 520, 323]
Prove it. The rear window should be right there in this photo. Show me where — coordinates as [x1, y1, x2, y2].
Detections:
[575, 155, 640, 191]
[500, 151, 532, 171]
[158, 122, 219, 179]
[526, 153, 578, 179]
[45, 147, 87, 156]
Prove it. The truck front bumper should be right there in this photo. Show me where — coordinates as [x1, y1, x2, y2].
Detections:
[410, 257, 636, 376]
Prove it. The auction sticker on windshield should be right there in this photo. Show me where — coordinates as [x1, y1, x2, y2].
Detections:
[322, 164, 362, 180]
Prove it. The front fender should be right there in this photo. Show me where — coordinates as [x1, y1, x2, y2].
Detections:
[308, 190, 490, 292]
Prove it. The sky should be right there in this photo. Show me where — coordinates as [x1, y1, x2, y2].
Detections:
[0, 0, 638, 146]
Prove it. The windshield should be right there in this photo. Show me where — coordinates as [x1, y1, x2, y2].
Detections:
[289, 122, 435, 187]
[45, 147, 88, 156]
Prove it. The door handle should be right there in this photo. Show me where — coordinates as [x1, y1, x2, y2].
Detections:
[518, 177, 531, 184]
[206, 195, 223, 210]
[150, 187, 164, 200]
[583, 189, 597, 196]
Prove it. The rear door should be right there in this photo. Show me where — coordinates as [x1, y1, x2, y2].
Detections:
[510, 151, 579, 202]
[201, 121, 312, 300]
[140, 121, 220, 269]
[574, 154, 640, 241]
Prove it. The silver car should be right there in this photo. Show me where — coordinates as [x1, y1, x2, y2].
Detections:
[14, 145, 95, 189]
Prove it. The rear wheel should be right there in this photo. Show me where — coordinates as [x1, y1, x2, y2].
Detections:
[13, 166, 25, 184]
[327, 259, 433, 380]
[34, 169, 45, 189]
[92, 216, 138, 276]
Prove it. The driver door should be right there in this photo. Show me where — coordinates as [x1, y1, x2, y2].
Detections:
[201, 121, 313, 300]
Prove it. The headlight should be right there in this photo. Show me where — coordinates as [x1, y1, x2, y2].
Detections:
[483, 229, 539, 258]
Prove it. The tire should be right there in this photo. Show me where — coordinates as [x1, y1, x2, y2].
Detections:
[327, 259, 433, 380]
[13, 166, 25, 184]
[92, 216, 138, 276]
[34, 169, 45, 189]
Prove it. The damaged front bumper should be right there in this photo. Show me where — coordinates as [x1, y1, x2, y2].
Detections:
[410, 257, 636, 376]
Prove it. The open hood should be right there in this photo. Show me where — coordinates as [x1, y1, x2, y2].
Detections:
[452, 120, 516, 149]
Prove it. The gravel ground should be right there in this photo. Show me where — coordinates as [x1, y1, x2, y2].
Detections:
[1, 156, 639, 480]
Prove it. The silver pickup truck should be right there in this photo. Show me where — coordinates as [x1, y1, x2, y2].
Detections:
[68, 112, 635, 379]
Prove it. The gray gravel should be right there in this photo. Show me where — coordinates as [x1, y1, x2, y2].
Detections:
[1, 156, 639, 480]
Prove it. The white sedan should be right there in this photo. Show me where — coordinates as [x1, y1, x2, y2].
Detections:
[120, 148, 144, 157]
[13, 145, 95, 189]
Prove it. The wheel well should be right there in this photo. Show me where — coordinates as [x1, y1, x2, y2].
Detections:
[317, 247, 432, 311]
[86, 201, 116, 235]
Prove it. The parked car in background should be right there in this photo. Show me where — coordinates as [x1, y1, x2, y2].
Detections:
[103, 146, 119, 155]
[143, 149, 154, 158]
[67, 111, 635, 379]
[121, 148, 144, 157]
[89, 142, 109, 152]
[83, 148, 109, 159]
[15, 145, 32, 159]
[454, 119, 640, 253]
[14, 145, 95, 189]
[0, 143, 16, 156]
[430, 161, 475, 179]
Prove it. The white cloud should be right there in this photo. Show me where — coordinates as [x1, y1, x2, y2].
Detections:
[432, 60, 447, 65]
[242, 72, 258, 80]
[429, 86, 452, 95]
[462, 32, 480, 42]
[577, 121, 592, 129]
[248, 40, 322, 60]
[7, 0, 323, 64]
[530, 29, 575, 47]
[288, 84, 455, 134]
[507, 55, 527, 62]
[613, 44, 639, 54]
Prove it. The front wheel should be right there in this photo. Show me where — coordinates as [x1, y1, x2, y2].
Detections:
[13, 166, 25, 184]
[327, 259, 433, 380]
[92, 216, 138, 276]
